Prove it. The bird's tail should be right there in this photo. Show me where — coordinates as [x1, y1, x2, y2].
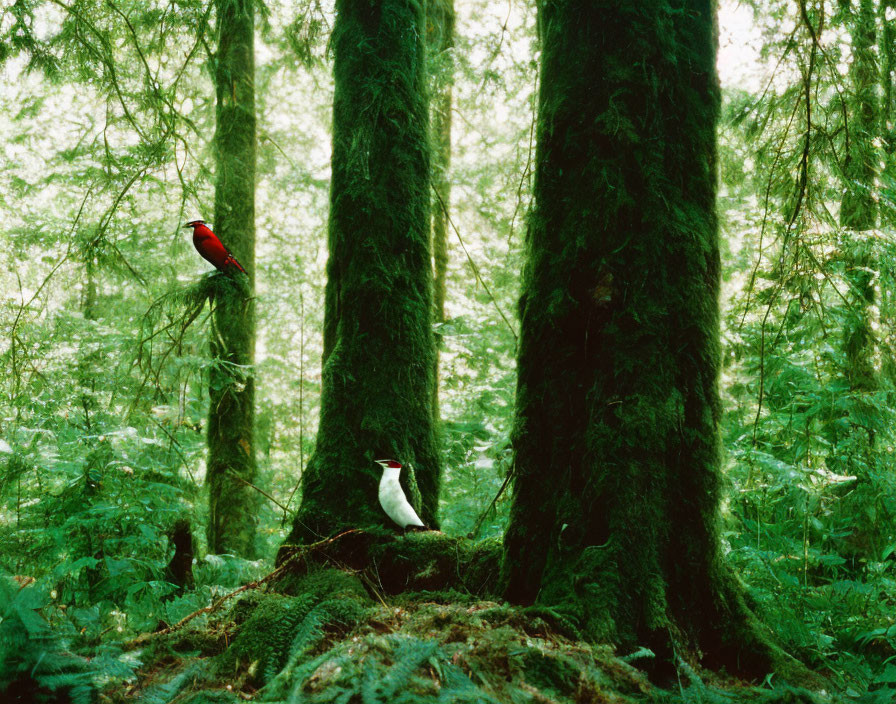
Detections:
[225, 255, 247, 275]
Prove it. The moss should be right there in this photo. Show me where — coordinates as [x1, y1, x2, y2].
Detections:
[516, 648, 580, 695]
[114, 593, 834, 703]
[229, 594, 311, 665]
[180, 691, 241, 704]
[499, 0, 813, 683]
[367, 532, 502, 596]
[840, 0, 877, 230]
[276, 533, 501, 599]
[207, 0, 258, 557]
[278, 565, 373, 602]
[227, 581, 371, 686]
[281, 0, 441, 550]
[426, 0, 455, 418]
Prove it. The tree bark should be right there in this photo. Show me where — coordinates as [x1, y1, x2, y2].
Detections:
[282, 0, 440, 549]
[840, 0, 878, 392]
[207, 0, 258, 557]
[841, 0, 877, 231]
[501, 0, 800, 678]
[880, 0, 895, 169]
[427, 0, 454, 418]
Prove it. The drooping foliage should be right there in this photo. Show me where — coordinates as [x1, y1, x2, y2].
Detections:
[717, 0, 896, 682]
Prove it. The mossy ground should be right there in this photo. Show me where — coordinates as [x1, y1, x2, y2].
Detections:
[104, 536, 837, 704]
[109, 592, 833, 704]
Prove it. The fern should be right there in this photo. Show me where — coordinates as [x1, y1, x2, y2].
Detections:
[379, 636, 439, 699]
[259, 597, 367, 702]
[264, 647, 344, 703]
[0, 577, 96, 704]
[138, 662, 208, 704]
[360, 658, 382, 704]
[438, 663, 498, 703]
[261, 596, 317, 683]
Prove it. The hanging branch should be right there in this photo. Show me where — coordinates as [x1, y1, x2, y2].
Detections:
[432, 186, 518, 344]
[751, 0, 822, 448]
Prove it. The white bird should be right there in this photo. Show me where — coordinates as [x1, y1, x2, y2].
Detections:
[375, 459, 426, 529]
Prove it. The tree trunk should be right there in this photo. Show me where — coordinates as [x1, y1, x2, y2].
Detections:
[207, 0, 258, 557]
[880, 0, 895, 171]
[282, 0, 440, 548]
[841, 0, 877, 231]
[501, 0, 799, 678]
[831, 0, 883, 568]
[840, 0, 878, 392]
[427, 0, 455, 418]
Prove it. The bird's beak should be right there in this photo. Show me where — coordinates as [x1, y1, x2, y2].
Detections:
[183, 224, 192, 229]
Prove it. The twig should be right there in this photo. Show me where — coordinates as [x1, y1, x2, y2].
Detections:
[226, 468, 292, 515]
[431, 187, 517, 343]
[468, 462, 514, 539]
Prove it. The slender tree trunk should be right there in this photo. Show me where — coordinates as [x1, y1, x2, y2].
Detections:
[428, 0, 455, 418]
[207, 0, 258, 557]
[832, 0, 882, 567]
[840, 0, 878, 393]
[880, 0, 895, 168]
[841, 0, 877, 230]
[880, 1, 896, 382]
[282, 0, 440, 548]
[82, 256, 98, 321]
[501, 0, 800, 678]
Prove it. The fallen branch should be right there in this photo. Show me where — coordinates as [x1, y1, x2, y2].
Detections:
[124, 529, 362, 649]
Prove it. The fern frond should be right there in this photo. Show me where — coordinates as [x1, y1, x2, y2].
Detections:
[379, 636, 439, 699]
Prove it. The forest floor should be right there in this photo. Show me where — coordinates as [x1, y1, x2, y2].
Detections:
[102, 576, 839, 704]
[2, 532, 876, 704]
[93, 530, 850, 704]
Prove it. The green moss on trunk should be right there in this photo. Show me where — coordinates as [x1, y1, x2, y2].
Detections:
[840, 0, 878, 394]
[501, 0, 802, 679]
[427, 0, 455, 419]
[841, 0, 877, 230]
[282, 0, 440, 547]
[207, 0, 257, 557]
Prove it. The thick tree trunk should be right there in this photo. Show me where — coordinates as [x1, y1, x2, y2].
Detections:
[282, 0, 440, 548]
[427, 0, 454, 417]
[207, 0, 258, 557]
[501, 0, 799, 678]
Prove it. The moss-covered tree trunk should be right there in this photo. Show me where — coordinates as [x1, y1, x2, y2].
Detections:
[841, 0, 878, 231]
[880, 0, 895, 178]
[207, 0, 257, 557]
[282, 0, 440, 547]
[879, 1, 896, 383]
[501, 0, 795, 678]
[427, 0, 455, 418]
[840, 0, 878, 393]
[832, 0, 883, 568]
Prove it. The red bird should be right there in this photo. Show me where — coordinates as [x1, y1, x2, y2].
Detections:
[184, 220, 247, 274]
